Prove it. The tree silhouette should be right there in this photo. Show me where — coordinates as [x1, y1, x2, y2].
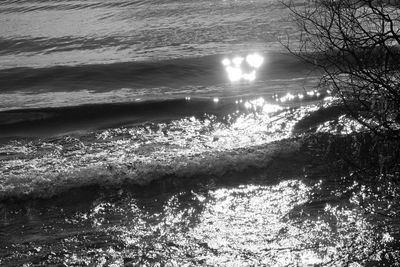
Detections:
[284, 0, 400, 138]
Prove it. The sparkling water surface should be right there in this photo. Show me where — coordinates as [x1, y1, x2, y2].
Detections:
[1, 0, 399, 266]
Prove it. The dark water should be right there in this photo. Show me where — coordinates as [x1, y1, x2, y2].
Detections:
[0, 0, 399, 266]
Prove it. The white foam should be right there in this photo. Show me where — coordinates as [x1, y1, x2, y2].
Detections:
[0, 104, 316, 199]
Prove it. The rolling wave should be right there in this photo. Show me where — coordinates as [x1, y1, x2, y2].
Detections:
[0, 53, 316, 93]
[0, 56, 225, 92]
[0, 36, 129, 56]
[0, 85, 330, 139]
[0, 101, 316, 200]
[0, 139, 300, 200]
[0, 98, 242, 138]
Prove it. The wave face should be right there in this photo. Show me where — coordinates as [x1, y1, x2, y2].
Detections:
[0, 0, 296, 69]
[0, 53, 320, 112]
[0, 97, 315, 199]
[0, 83, 334, 199]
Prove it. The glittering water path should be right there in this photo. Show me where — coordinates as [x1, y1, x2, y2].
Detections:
[2, 138, 399, 266]
[1, 0, 400, 265]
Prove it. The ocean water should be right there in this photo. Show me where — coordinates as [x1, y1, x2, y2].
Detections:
[1, 0, 399, 266]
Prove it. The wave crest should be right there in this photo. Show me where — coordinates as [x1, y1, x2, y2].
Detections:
[0, 105, 308, 199]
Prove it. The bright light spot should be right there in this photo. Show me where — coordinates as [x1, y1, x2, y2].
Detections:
[244, 101, 252, 109]
[222, 58, 231, 66]
[232, 56, 244, 66]
[221, 53, 264, 82]
[301, 251, 323, 265]
[286, 93, 295, 100]
[226, 66, 242, 82]
[307, 91, 315, 96]
[185, 96, 191, 101]
[243, 97, 282, 115]
[263, 103, 283, 113]
[298, 94, 304, 99]
[213, 97, 219, 103]
[235, 100, 239, 104]
[255, 97, 265, 106]
[243, 70, 256, 81]
[382, 232, 394, 243]
[280, 93, 295, 102]
[246, 53, 264, 68]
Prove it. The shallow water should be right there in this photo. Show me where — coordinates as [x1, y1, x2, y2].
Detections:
[1, 140, 400, 266]
[2, 98, 400, 266]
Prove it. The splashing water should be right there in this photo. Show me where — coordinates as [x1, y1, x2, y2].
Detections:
[0, 99, 312, 199]
[1, 178, 396, 266]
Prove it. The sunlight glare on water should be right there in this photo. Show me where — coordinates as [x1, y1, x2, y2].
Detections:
[222, 53, 264, 82]
[0, 97, 311, 198]
[243, 97, 283, 114]
[40, 179, 390, 266]
[246, 53, 264, 68]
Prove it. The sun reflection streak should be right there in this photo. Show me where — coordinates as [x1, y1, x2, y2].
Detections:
[246, 53, 264, 68]
[273, 89, 332, 103]
[242, 70, 256, 81]
[317, 115, 365, 134]
[4, 173, 391, 266]
[1, 92, 394, 265]
[307, 91, 315, 96]
[222, 58, 231, 66]
[232, 56, 244, 66]
[0, 91, 335, 200]
[242, 97, 283, 115]
[226, 66, 242, 82]
[179, 180, 381, 266]
[222, 53, 264, 82]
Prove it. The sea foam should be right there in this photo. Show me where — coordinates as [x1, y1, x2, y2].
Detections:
[0, 105, 309, 199]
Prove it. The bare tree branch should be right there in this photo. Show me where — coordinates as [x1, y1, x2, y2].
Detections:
[283, 0, 400, 138]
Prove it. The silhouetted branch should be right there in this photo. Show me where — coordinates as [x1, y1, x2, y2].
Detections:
[284, 0, 400, 139]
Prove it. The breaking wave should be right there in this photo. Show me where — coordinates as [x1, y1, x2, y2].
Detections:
[0, 100, 317, 200]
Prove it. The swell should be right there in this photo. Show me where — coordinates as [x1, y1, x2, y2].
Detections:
[0, 99, 343, 201]
[0, 99, 313, 201]
[0, 98, 242, 139]
[0, 139, 301, 201]
[0, 56, 225, 92]
[0, 53, 315, 92]
[0, 36, 130, 56]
